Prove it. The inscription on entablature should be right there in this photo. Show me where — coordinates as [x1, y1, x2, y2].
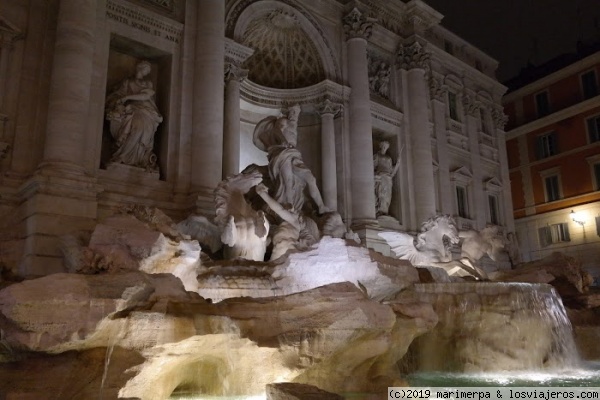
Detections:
[107, 0, 182, 44]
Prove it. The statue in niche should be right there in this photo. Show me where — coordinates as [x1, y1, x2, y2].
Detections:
[252, 104, 329, 215]
[373, 140, 399, 216]
[105, 60, 163, 171]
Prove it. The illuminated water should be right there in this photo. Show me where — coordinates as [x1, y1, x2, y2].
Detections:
[408, 361, 600, 387]
[168, 365, 600, 399]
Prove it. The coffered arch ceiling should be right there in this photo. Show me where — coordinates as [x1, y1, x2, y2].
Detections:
[243, 10, 324, 89]
[228, 0, 340, 89]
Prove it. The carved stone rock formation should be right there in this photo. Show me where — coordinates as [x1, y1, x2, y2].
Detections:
[0, 272, 434, 397]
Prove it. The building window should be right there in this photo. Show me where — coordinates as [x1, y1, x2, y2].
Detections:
[539, 223, 570, 247]
[448, 92, 459, 121]
[535, 91, 550, 117]
[544, 175, 561, 202]
[456, 186, 468, 218]
[587, 115, 600, 143]
[536, 132, 558, 159]
[444, 40, 454, 55]
[581, 70, 598, 100]
[488, 194, 499, 225]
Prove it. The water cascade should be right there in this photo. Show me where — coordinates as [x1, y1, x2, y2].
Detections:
[399, 282, 580, 373]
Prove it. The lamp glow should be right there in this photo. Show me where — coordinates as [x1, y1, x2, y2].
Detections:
[570, 210, 586, 226]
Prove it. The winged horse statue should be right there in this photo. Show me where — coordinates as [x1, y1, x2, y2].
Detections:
[379, 215, 491, 279]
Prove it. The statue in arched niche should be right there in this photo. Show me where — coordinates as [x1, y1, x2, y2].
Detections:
[105, 60, 163, 171]
[373, 140, 399, 216]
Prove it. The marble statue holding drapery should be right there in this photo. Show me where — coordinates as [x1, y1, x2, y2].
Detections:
[105, 60, 163, 171]
[373, 140, 399, 216]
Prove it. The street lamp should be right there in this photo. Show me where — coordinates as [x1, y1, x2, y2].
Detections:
[570, 209, 586, 226]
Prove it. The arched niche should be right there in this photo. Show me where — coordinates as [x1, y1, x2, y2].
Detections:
[227, 0, 340, 86]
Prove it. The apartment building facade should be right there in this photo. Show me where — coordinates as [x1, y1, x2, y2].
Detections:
[504, 48, 600, 277]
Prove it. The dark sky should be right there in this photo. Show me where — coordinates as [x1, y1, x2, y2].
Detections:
[424, 0, 600, 82]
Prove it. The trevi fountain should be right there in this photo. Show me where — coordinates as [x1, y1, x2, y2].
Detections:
[0, 105, 598, 399]
[1, 0, 600, 399]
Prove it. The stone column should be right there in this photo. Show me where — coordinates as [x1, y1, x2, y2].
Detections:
[317, 99, 342, 211]
[19, 0, 100, 276]
[41, 0, 97, 172]
[464, 94, 485, 228]
[223, 62, 247, 178]
[0, 19, 21, 156]
[343, 8, 376, 224]
[192, 0, 225, 213]
[430, 75, 452, 215]
[397, 41, 436, 226]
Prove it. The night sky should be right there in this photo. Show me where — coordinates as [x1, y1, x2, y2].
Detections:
[424, 0, 600, 83]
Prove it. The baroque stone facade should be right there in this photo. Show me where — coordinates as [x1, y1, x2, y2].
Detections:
[0, 0, 512, 274]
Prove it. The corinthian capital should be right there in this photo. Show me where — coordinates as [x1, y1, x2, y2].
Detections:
[224, 62, 248, 83]
[429, 76, 446, 101]
[396, 41, 430, 71]
[343, 8, 374, 40]
[491, 108, 508, 130]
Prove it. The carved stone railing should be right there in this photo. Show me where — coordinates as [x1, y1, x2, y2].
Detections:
[479, 131, 495, 147]
[447, 118, 463, 133]
[446, 130, 468, 151]
[479, 142, 499, 162]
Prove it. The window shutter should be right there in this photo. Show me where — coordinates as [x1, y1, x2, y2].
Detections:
[538, 226, 550, 247]
[562, 223, 570, 242]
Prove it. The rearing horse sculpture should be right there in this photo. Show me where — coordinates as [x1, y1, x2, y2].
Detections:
[379, 215, 460, 266]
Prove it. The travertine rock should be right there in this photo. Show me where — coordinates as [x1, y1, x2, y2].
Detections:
[89, 214, 201, 291]
[492, 252, 594, 297]
[198, 237, 419, 302]
[266, 382, 344, 400]
[0, 271, 430, 397]
[397, 283, 579, 373]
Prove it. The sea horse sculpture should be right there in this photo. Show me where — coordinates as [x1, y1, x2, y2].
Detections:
[379, 215, 460, 265]
[379, 215, 488, 279]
